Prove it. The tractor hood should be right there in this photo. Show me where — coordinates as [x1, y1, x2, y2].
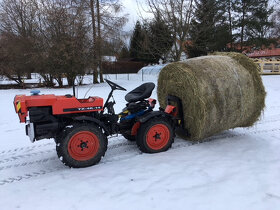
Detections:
[14, 94, 103, 123]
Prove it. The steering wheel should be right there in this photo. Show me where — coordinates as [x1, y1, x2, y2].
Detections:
[105, 79, 127, 91]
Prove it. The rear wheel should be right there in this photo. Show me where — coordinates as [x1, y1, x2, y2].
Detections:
[136, 117, 174, 153]
[56, 123, 107, 168]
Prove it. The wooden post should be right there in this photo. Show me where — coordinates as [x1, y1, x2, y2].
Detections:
[261, 63, 264, 74]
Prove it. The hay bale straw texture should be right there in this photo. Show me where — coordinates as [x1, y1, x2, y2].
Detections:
[157, 52, 266, 140]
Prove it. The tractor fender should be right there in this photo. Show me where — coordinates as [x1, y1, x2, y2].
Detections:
[73, 116, 110, 135]
[137, 111, 173, 123]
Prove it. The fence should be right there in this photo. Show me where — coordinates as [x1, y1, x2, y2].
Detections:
[102, 61, 146, 74]
[253, 59, 280, 75]
[102, 64, 166, 81]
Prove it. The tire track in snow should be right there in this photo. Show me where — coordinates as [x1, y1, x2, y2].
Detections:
[0, 137, 132, 160]
[0, 142, 53, 156]
[256, 114, 280, 125]
[108, 141, 135, 150]
[0, 167, 61, 186]
[1, 127, 280, 168]
[0, 142, 136, 171]
[257, 118, 280, 125]
[0, 141, 136, 166]
[266, 105, 280, 109]
[1, 127, 280, 186]
[1, 126, 280, 167]
[0, 157, 56, 171]
[1, 113, 279, 158]
[0, 149, 54, 164]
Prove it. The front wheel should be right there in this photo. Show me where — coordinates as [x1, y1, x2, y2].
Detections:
[136, 117, 174, 153]
[56, 123, 107, 168]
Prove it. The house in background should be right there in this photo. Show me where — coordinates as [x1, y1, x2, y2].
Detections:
[226, 40, 280, 60]
[247, 48, 280, 59]
[246, 40, 280, 60]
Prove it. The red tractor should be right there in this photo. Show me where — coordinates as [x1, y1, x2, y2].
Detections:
[14, 79, 182, 168]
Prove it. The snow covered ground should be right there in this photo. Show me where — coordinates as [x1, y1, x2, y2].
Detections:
[0, 75, 279, 210]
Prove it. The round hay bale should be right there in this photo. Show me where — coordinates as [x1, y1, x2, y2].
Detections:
[157, 52, 266, 141]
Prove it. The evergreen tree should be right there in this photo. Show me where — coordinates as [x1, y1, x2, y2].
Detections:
[129, 21, 145, 61]
[233, 0, 273, 50]
[129, 19, 172, 63]
[246, 0, 273, 47]
[148, 14, 173, 63]
[118, 46, 130, 60]
[187, 0, 230, 57]
[271, 9, 280, 38]
[226, 0, 234, 50]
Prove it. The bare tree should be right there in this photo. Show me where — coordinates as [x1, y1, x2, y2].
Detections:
[144, 0, 194, 61]
[35, 0, 91, 86]
[88, 0, 128, 83]
[89, 0, 99, 84]
[0, 0, 39, 81]
[0, 0, 127, 87]
[0, 33, 26, 85]
[0, 0, 38, 37]
[271, 9, 280, 38]
[227, 0, 234, 50]
[96, 0, 103, 82]
[98, 1, 128, 44]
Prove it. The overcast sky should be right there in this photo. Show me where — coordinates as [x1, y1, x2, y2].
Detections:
[121, 0, 150, 32]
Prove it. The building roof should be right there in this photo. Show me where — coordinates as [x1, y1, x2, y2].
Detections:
[247, 49, 280, 58]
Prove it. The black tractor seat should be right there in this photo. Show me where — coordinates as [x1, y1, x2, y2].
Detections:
[125, 82, 155, 103]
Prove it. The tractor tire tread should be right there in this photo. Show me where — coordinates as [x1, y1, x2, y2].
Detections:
[136, 116, 175, 153]
[56, 123, 108, 168]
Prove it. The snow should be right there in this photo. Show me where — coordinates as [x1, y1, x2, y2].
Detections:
[0, 75, 280, 210]
[102, 56, 117, 62]
[0, 73, 158, 87]
[0, 73, 42, 85]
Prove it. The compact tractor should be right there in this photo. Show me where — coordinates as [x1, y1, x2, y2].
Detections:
[14, 80, 183, 168]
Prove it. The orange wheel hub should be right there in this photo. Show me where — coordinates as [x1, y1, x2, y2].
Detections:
[68, 131, 100, 161]
[146, 124, 170, 150]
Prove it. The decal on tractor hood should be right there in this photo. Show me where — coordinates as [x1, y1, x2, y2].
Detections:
[63, 106, 103, 112]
